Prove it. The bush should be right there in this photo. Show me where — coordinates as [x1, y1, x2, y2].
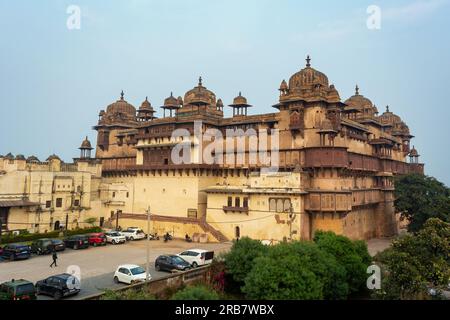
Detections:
[171, 285, 219, 300]
[242, 252, 323, 300]
[375, 218, 450, 299]
[223, 237, 268, 284]
[101, 288, 155, 300]
[314, 231, 371, 294]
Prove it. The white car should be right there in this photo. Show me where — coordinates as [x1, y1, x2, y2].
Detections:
[120, 228, 146, 241]
[113, 264, 151, 284]
[105, 231, 126, 244]
[177, 249, 214, 268]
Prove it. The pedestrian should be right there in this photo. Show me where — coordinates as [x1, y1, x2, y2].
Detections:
[50, 249, 58, 268]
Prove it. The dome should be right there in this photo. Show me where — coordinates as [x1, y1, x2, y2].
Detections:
[344, 85, 374, 109]
[184, 77, 217, 106]
[409, 146, 419, 157]
[216, 98, 224, 108]
[26, 155, 40, 163]
[46, 154, 61, 161]
[379, 106, 402, 125]
[105, 91, 136, 116]
[288, 55, 329, 92]
[80, 136, 93, 150]
[4, 153, 14, 160]
[230, 92, 251, 107]
[139, 97, 152, 110]
[279, 80, 288, 91]
[163, 92, 180, 108]
[15, 154, 26, 160]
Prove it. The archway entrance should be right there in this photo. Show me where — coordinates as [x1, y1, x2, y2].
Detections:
[54, 220, 60, 231]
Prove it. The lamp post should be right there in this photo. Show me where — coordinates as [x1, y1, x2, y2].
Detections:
[145, 206, 151, 283]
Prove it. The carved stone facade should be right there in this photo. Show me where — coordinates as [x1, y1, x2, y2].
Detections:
[89, 56, 424, 242]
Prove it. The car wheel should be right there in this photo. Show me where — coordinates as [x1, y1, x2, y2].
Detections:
[73, 244, 78, 250]
[9, 255, 15, 262]
[36, 287, 41, 295]
[192, 262, 198, 268]
[155, 264, 161, 271]
[93, 243, 97, 247]
[114, 276, 119, 284]
[130, 237, 134, 241]
[53, 291, 62, 300]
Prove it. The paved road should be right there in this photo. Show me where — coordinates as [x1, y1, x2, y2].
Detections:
[0, 240, 232, 300]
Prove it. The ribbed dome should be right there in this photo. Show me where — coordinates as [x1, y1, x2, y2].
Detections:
[46, 154, 61, 161]
[288, 56, 329, 92]
[139, 97, 154, 112]
[184, 77, 216, 106]
[279, 79, 288, 91]
[379, 106, 402, 125]
[163, 92, 180, 108]
[15, 154, 26, 160]
[106, 91, 136, 116]
[345, 85, 373, 109]
[230, 92, 251, 107]
[409, 146, 419, 157]
[216, 98, 224, 108]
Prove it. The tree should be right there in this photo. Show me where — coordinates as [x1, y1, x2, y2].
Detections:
[171, 285, 219, 300]
[394, 174, 450, 232]
[84, 217, 97, 227]
[224, 237, 268, 284]
[242, 253, 323, 300]
[375, 218, 450, 299]
[314, 231, 371, 294]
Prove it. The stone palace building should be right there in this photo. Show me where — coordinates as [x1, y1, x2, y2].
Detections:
[0, 56, 424, 242]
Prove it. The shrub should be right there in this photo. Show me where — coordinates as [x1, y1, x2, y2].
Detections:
[314, 231, 371, 294]
[101, 288, 155, 300]
[0, 226, 103, 244]
[223, 237, 268, 284]
[171, 285, 219, 300]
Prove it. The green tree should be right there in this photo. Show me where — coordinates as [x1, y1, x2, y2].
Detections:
[224, 237, 268, 284]
[314, 231, 371, 294]
[84, 217, 97, 227]
[242, 253, 323, 300]
[375, 218, 450, 299]
[171, 285, 219, 300]
[395, 174, 450, 232]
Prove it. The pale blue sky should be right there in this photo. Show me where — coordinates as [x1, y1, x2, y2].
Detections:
[0, 0, 449, 185]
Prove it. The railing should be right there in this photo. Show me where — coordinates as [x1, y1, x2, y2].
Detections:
[222, 206, 249, 214]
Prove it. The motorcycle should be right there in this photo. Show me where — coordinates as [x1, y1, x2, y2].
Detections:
[163, 233, 173, 242]
[148, 233, 160, 240]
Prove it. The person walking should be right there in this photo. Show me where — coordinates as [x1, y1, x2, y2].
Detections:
[50, 249, 58, 268]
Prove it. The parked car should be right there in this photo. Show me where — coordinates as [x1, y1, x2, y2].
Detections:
[105, 231, 126, 245]
[120, 228, 146, 241]
[113, 264, 151, 284]
[0, 279, 37, 300]
[31, 238, 65, 255]
[155, 255, 191, 272]
[177, 249, 214, 268]
[1, 244, 31, 261]
[64, 235, 90, 250]
[35, 273, 81, 300]
[88, 233, 107, 246]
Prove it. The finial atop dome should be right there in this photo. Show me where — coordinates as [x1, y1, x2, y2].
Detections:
[198, 76, 202, 86]
[120, 90, 124, 100]
[355, 85, 359, 95]
[306, 55, 311, 67]
[386, 105, 390, 113]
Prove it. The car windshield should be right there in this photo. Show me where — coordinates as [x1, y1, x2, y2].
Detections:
[130, 267, 146, 275]
[109, 232, 120, 236]
[171, 256, 186, 265]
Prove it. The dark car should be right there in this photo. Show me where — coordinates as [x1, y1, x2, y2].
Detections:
[88, 233, 107, 246]
[0, 279, 37, 300]
[1, 244, 31, 261]
[64, 235, 89, 250]
[155, 255, 191, 272]
[31, 238, 66, 255]
[35, 273, 80, 300]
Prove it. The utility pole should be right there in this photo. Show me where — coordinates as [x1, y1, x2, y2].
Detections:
[145, 206, 151, 283]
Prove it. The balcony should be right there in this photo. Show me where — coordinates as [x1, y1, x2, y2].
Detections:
[303, 147, 349, 168]
[223, 206, 249, 214]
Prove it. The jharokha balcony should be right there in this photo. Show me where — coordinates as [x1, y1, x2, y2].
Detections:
[223, 206, 249, 214]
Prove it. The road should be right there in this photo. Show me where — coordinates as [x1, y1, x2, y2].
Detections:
[0, 240, 232, 300]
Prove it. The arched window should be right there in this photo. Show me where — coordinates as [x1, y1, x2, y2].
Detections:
[235, 226, 240, 239]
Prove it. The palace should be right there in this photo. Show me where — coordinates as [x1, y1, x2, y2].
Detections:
[0, 56, 424, 242]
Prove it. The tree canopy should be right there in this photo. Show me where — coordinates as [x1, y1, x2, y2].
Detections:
[395, 174, 450, 232]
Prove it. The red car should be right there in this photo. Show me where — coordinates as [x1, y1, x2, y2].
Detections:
[88, 233, 107, 247]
